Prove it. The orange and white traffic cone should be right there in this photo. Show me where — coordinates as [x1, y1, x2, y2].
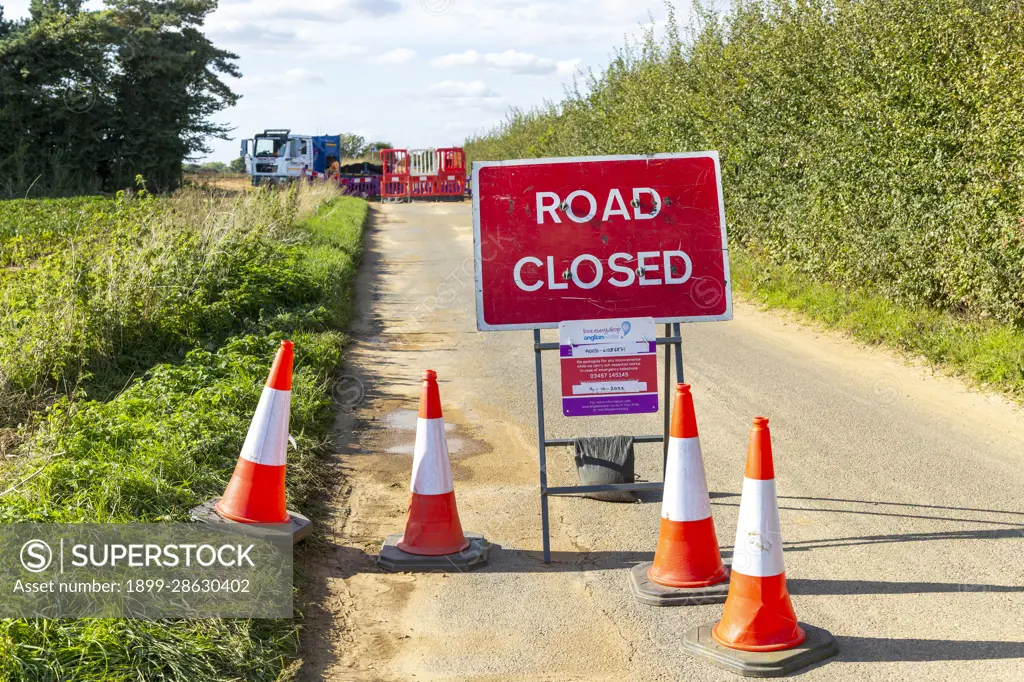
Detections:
[377, 370, 489, 571]
[712, 416, 803, 650]
[398, 369, 469, 555]
[630, 383, 730, 605]
[682, 417, 837, 675]
[191, 340, 312, 541]
[216, 340, 295, 524]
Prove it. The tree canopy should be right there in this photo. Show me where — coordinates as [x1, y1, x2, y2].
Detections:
[0, 0, 239, 196]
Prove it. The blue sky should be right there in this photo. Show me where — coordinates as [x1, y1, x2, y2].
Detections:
[4, 0, 718, 162]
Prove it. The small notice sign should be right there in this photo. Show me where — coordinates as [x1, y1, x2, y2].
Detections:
[559, 317, 658, 417]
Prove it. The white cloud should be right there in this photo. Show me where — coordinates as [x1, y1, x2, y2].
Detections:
[426, 81, 505, 111]
[105, 0, 679, 160]
[246, 68, 326, 87]
[431, 50, 482, 68]
[284, 68, 326, 85]
[428, 80, 498, 98]
[556, 58, 583, 77]
[430, 49, 581, 76]
[376, 48, 417, 65]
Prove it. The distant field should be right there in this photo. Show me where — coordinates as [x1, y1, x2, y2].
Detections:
[0, 184, 368, 680]
[183, 172, 252, 192]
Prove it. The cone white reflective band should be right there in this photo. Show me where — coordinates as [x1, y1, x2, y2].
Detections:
[731, 477, 785, 577]
[239, 386, 291, 467]
[410, 417, 454, 495]
[661, 436, 712, 522]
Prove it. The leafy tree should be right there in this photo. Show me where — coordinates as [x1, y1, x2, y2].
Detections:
[362, 140, 393, 156]
[0, 0, 239, 196]
[103, 0, 240, 192]
[229, 156, 246, 173]
[336, 133, 366, 158]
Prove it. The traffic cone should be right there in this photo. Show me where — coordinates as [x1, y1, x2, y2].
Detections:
[681, 416, 837, 676]
[215, 340, 294, 524]
[713, 417, 802, 651]
[629, 384, 730, 606]
[397, 369, 470, 556]
[649, 384, 729, 588]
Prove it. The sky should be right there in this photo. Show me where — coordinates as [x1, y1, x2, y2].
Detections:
[4, 0, 721, 162]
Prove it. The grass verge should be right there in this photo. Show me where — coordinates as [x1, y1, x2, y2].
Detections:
[731, 248, 1024, 402]
[0, 190, 368, 680]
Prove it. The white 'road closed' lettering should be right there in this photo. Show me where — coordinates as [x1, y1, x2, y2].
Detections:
[512, 250, 692, 292]
[536, 188, 662, 225]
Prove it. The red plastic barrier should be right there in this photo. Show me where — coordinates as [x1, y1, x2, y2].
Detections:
[380, 149, 410, 199]
[436, 172, 466, 197]
[410, 174, 437, 198]
[382, 174, 409, 199]
[437, 148, 466, 173]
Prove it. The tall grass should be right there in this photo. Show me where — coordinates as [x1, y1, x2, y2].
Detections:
[0, 182, 341, 428]
[0, 183, 368, 680]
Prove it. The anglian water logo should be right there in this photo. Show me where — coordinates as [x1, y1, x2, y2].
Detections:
[581, 320, 632, 342]
[20, 540, 53, 573]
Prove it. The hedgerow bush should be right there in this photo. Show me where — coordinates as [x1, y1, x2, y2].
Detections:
[466, 0, 1024, 326]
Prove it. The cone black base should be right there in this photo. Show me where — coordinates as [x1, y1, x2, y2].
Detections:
[377, 532, 489, 572]
[190, 498, 313, 544]
[628, 561, 731, 606]
[681, 622, 838, 678]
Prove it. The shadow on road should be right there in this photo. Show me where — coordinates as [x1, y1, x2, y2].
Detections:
[478, 545, 652, 572]
[781, 527, 1024, 552]
[838, 636, 1024, 662]
[473, 546, 1024, 599]
[711, 496, 1024, 529]
[786, 578, 1024, 596]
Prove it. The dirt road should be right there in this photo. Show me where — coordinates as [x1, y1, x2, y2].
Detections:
[302, 202, 1024, 681]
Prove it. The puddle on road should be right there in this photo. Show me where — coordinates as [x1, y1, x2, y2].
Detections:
[385, 437, 465, 456]
[384, 409, 454, 432]
[380, 408, 479, 464]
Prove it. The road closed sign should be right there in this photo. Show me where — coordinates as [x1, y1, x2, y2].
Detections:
[472, 153, 732, 331]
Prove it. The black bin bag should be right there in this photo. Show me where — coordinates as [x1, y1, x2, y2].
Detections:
[573, 435, 636, 503]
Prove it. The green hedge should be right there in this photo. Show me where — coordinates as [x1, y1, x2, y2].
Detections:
[466, 0, 1024, 326]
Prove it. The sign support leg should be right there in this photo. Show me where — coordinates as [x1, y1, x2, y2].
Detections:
[673, 322, 684, 384]
[662, 323, 672, 474]
[534, 329, 552, 564]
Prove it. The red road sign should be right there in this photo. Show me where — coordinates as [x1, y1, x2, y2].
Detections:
[472, 153, 732, 331]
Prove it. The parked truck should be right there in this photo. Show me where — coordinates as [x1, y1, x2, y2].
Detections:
[239, 129, 342, 186]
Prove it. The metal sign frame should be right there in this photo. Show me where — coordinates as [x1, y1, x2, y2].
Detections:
[532, 322, 685, 564]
